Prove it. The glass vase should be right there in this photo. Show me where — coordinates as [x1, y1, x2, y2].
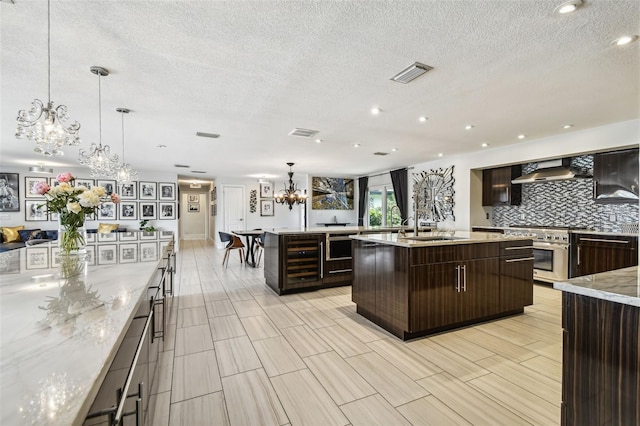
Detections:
[58, 215, 87, 255]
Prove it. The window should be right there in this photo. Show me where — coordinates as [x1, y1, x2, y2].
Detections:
[368, 186, 400, 227]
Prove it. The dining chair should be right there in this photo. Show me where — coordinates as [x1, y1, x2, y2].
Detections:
[219, 231, 245, 267]
[253, 232, 267, 267]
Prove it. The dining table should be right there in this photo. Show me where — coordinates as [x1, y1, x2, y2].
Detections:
[232, 229, 265, 267]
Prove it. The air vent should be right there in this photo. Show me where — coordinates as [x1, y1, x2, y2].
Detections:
[390, 62, 433, 84]
[373, 152, 389, 156]
[196, 132, 220, 139]
[288, 128, 319, 138]
[174, 164, 190, 168]
[191, 170, 207, 174]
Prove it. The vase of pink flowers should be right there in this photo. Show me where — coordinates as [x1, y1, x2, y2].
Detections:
[34, 172, 120, 255]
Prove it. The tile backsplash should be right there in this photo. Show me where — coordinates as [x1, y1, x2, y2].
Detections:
[492, 155, 639, 232]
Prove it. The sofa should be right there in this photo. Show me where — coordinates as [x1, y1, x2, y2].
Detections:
[0, 227, 128, 253]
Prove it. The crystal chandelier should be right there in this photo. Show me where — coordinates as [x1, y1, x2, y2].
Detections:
[275, 163, 307, 210]
[78, 66, 119, 178]
[15, 0, 81, 156]
[114, 108, 138, 185]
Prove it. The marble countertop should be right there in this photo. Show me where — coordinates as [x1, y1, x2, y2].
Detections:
[265, 225, 432, 235]
[553, 267, 640, 307]
[350, 231, 533, 247]
[568, 230, 639, 237]
[0, 232, 173, 425]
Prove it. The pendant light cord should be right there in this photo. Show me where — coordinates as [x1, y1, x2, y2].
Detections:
[97, 71, 102, 146]
[121, 111, 125, 162]
[47, 0, 51, 103]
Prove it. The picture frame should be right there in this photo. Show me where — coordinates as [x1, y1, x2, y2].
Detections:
[96, 179, 116, 195]
[119, 182, 137, 199]
[49, 211, 59, 222]
[0, 172, 20, 212]
[260, 199, 274, 216]
[159, 231, 173, 240]
[311, 177, 355, 210]
[49, 177, 61, 187]
[0, 250, 20, 275]
[159, 182, 176, 201]
[119, 201, 138, 220]
[140, 231, 157, 240]
[97, 202, 117, 220]
[188, 203, 200, 212]
[74, 178, 94, 190]
[140, 242, 158, 262]
[86, 232, 96, 243]
[24, 200, 48, 221]
[97, 244, 117, 265]
[119, 243, 138, 263]
[98, 232, 117, 242]
[212, 186, 217, 201]
[25, 176, 46, 198]
[260, 182, 273, 198]
[213, 204, 217, 216]
[119, 231, 138, 242]
[50, 247, 60, 268]
[159, 202, 176, 219]
[188, 194, 199, 202]
[26, 246, 49, 270]
[85, 245, 96, 266]
[139, 182, 157, 200]
[140, 202, 157, 220]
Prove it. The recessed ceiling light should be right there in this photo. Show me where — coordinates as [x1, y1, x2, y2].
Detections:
[419, 116, 428, 123]
[370, 107, 381, 115]
[612, 35, 638, 46]
[29, 164, 53, 174]
[315, 139, 322, 144]
[353, 144, 360, 148]
[438, 153, 443, 157]
[554, 0, 582, 14]
[465, 125, 474, 130]
[563, 124, 574, 129]
[481, 143, 489, 148]
[392, 148, 398, 152]
[518, 134, 526, 139]
[157, 144, 167, 148]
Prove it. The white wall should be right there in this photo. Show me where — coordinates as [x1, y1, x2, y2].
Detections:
[409, 120, 640, 230]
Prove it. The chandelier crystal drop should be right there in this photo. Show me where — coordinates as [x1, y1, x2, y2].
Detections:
[15, 0, 81, 156]
[274, 163, 307, 210]
[114, 108, 138, 185]
[78, 66, 119, 178]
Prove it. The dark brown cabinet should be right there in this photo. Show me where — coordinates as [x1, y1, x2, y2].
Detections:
[593, 148, 639, 203]
[499, 240, 534, 312]
[571, 233, 638, 277]
[482, 165, 522, 206]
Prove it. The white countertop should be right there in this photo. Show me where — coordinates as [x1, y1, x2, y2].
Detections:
[569, 230, 639, 237]
[553, 267, 640, 307]
[350, 231, 533, 247]
[265, 225, 430, 235]
[0, 232, 172, 425]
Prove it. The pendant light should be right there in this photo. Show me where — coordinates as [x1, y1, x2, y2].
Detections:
[78, 66, 119, 178]
[274, 163, 307, 210]
[114, 108, 138, 185]
[15, 0, 81, 156]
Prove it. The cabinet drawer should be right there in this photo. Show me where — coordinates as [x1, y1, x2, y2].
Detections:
[499, 239, 534, 258]
[411, 242, 499, 265]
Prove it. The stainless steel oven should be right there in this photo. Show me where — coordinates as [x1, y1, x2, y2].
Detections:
[326, 234, 353, 261]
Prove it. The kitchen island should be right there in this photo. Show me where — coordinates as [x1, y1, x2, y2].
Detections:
[553, 267, 639, 426]
[350, 231, 534, 340]
[0, 232, 174, 425]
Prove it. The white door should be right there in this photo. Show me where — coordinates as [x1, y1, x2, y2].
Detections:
[223, 185, 245, 233]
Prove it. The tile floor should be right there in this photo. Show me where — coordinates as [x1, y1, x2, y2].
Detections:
[148, 240, 562, 425]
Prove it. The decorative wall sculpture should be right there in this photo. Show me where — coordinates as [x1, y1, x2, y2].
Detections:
[249, 190, 257, 213]
[412, 166, 455, 222]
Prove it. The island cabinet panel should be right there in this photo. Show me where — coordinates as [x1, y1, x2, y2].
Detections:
[561, 292, 640, 426]
[375, 244, 409, 335]
[571, 233, 638, 277]
[499, 240, 534, 312]
[352, 241, 377, 308]
[411, 242, 499, 265]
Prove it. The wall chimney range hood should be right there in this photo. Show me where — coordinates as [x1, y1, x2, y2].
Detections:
[511, 159, 592, 184]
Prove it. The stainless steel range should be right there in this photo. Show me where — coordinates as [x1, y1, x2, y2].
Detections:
[503, 226, 575, 283]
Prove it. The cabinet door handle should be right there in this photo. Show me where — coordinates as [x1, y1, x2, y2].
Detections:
[506, 186, 509, 201]
[329, 269, 352, 274]
[577, 246, 580, 266]
[505, 257, 535, 263]
[455, 265, 461, 292]
[320, 242, 324, 278]
[462, 264, 467, 292]
[580, 237, 630, 244]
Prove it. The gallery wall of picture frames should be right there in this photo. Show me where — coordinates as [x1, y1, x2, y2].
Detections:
[21, 176, 177, 221]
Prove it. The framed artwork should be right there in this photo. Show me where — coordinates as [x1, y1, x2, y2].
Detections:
[260, 199, 274, 216]
[98, 232, 117, 242]
[119, 231, 138, 241]
[0, 173, 20, 212]
[26, 246, 49, 270]
[0, 250, 21, 275]
[140, 202, 157, 220]
[97, 202, 117, 220]
[74, 178, 94, 189]
[311, 177, 354, 210]
[86, 232, 96, 243]
[260, 182, 273, 198]
[85, 245, 96, 266]
[50, 247, 60, 268]
[119, 201, 138, 220]
[188, 194, 199, 202]
[48, 177, 61, 187]
[213, 204, 217, 216]
[49, 211, 59, 221]
[25, 176, 46, 198]
[140, 242, 158, 262]
[212, 186, 217, 201]
[96, 179, 116, 195]
[119, 182, 137, 199]
[140, 231, 157, 240]
[24, 200, 48, 221]
[119, 243, 138, 263]
[159, 183, 176, 201]
[139, 182, 157, 200]
[159, 202, 176, 219]
[188, 203, 200, 212]
[97, 244, 117, 265]
[160, 231, 173, 240]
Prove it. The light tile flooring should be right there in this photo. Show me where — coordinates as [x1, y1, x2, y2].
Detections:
[149, 240, 562, 425]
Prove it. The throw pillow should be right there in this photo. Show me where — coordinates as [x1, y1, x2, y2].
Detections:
[98, 223, 119, 234]
[18, 229, 42, 242]
[1, 225, 25, 243]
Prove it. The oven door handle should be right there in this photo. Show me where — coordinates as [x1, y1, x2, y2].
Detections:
[505, 257, 535, 263]
[533, 242, 568, 249]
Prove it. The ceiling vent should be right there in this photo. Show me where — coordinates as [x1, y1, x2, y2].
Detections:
[373, 152, 389, 156]
[174, 164, 190, 168]
[390, 62, 433, 84]
[196, 132, 220, 138]
[191, 170, 206, 174]
[288, 128, 319, 138]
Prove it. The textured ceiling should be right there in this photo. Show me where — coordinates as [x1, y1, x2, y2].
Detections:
[1, 0, 638, 182]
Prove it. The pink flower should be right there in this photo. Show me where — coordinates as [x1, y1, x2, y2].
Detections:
[110, 193, 121, 203]
[56, 172, 73, 183]
[33, 181, 51, 195]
